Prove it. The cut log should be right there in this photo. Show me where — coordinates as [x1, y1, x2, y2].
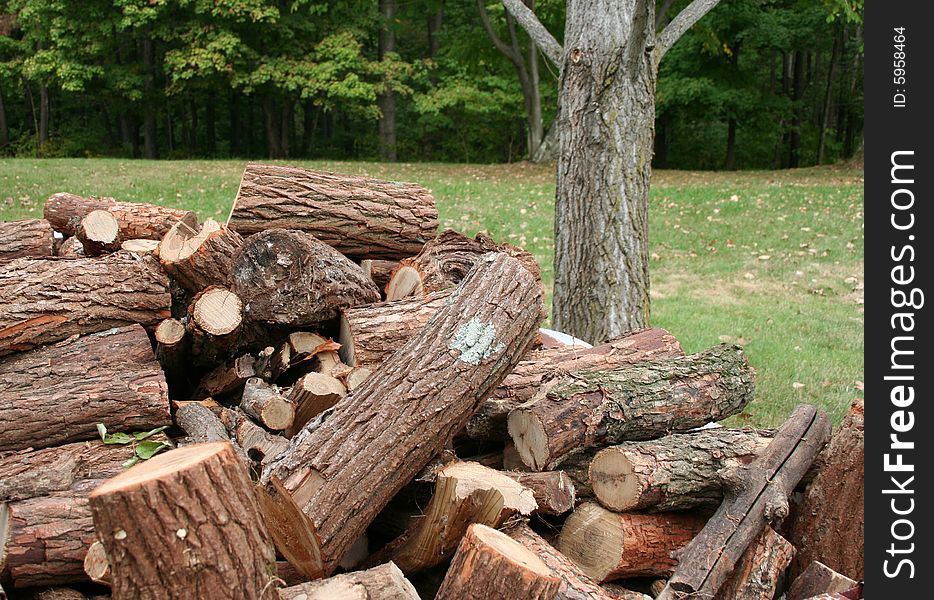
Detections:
[278, 562, 418, 600]
[43, 192, 197, 240]
[32, 587, 87, 600]
[285, 372, 346, 437]
[57, 236, 85, 258]
[258, 253, 544, 578]
[158, 218, 243, 292]
[385, 229, 542, 300]
[557, 502, 706, 581]
[787, 561, 859, 600]
[344, 367, 371, 391]
[360, 259, 400, 290]
[228, 164, 438, 260]
[194, 354, 256, 398]
[288, 331, 330, 359]
[230, 229, 379, 326]
[219, 408, 290, 466]
[385, 461, 537, 573]
[589, 428, 772, 512]
[186, 286, 243, 365]
[0, 219, 54, 260]
[241, 378, 295, 431]
[468, 327, 684, 442]
[76, 210, 120, 256]
[0, 254, 171, 355]
[154, 317, 189, 394]
[435, 524, 561, 600]
[254, 343, 291, 383]
[89, 442, 277, 599]
[119, 238, 160, 254]
[788, 398, 864, 580]
[176, 403, 239, 449]
[0, 325, 170, 452]
[83, 540, 110, 585]
[717, 527, 795, 600]
[508, 344, 755, 470]
[657, 404, 832, 600]
[504, 470, 576, 516]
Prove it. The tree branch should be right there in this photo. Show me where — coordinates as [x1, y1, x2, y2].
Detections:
[655, 0, 676, 31]
[501, 0, 563, 67]
[477, 0, 522, 65]
[655, 0, 721, 63]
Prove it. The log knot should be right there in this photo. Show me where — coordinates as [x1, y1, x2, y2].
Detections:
[449, 318, 505, 365]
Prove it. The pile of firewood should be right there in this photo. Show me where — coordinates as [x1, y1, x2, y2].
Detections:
[0, 163, 863, 600]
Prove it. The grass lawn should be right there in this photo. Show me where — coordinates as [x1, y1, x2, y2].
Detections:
[0, 158, 864, 426]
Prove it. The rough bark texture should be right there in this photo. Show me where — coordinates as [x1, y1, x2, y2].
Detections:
[385, 229, 541, 300]
[558, 502, 706, 581]
[218, 408, 290, 467]
[468, 327, 684, 442]
[589, 428, 772, 512]
[718, 527, 795, 600]
[194, 354, 256, 398]
[175, 403, 250, 465]
[0, 254, 171, 356]
[254, 343, 291, 383]
[435, 524, 561, 600]
[154, 318, 189, 395]
[0, 325, 170, 452]
[44, 192, 196, 240]
[57, 237, 85, 258]
[89, 442, 277, 599]
[360, 259, 399, 291]
[509, 344, 755, 470]
[788, 398, 864, 580]
[230, 229, 380, 326]
[787, 561, 858, 600]
[158, 218, 243, 293]
[657, 404, 832, 600]
[0, 219, 54, 260]
[228, 164, 438, 260]
[259, 253, 544, 578]
[277, 562, 419, 600]
[505, 470, 576, 515]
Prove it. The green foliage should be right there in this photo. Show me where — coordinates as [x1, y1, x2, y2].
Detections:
[96, 423, 172, 467]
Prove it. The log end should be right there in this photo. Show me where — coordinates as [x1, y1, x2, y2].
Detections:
[507, 408, 549, 471]
[159, 218, 220, 263]
[155, 318, 186, 346]
[192, 287, 243, 336]
[590, 447, 642, 512]
[385, 264, 424, 301]
[556, 502, 624, 583]
[472, 524, 553, 577]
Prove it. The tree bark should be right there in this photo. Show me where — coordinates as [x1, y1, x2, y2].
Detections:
[378, 0, 397, 162]
[278, 562, 419, 600]
[218, 408, 290, 467]
[285, 372, 347, 437]
[89, 442, 278, 599]
[361, 259, 400, 291]
[228, 164, 438, 260]
[230, 91, 242, 155]
[816, 28, 841, 165]
[589, 428, 772, 512]
[44, 191, 197, 240]
[193, 354, 256, 399]
[205, 100, 216, 155]
[657, 404, 832, 600]
[263, 95, 281, 159]
[505, 470, 576, 515]
[258, 253, 544, 579]
[0, 324, 169, 452]
[230, 229, 379, 326]
[725, 117, 737, 170]
[38, 83, 50, 147]
[788, 50, 805, 168]
[509, 344, 755, 470]
[718, 527, 795, 600]
[57, 236, 85, 258]
[159, 218, 243, 293]
[141, 36, 157, 159]
[0, 219, 55, 260]
[435, 524, 561, 600]
[240, 378, 294, 431]
[0, 86, 8, 148]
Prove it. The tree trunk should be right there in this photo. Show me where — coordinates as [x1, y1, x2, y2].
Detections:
[378, 0, 397, 162]
[0, 219, 55, 260]
[44, 191, 197, 240]
[505, 470, 576, 515]
[301, 98, 317, 156]
[158, 218, 243, 293]
[788, 50, 805, 168]
[206, 100, 216, 155]
[89, 443, 278, 599]
[0, 86, 8, 148]
[524, 0, 543, 157]
[263, 95, 281, 159]
[38, 83, 50, 147]
[718, 527, 795, 600]
[552, 0, 656, 343]
[278, 562, 419, 600]
[428, 6, 443, 57]
[142, 37, 157, 159]
[816, 28, 841, 165]
[531, 112, 560, 163]
[725, 117, 737, 169]
[258, 253, 544, 579]
[230, 91, 241, 155]
[436, 524, 561, 600]
[508, 344, 755, 470]
[280, 100, 292, 158]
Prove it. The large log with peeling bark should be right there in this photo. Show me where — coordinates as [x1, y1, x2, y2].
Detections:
[435, 524, 561, 600]
[0, 219, 54, 260]
[278, 562, 419, 600]
[89, 442, 277, 599]
[158, 218, 243, 292]
[0, 254, 171, 356]
[228, 164, 438, 260]
[385, 229, 541, 300]
[589, 428, 772, 512]
[558, 502, 707, 582]
[230, 229, 380, 326]
[0, 325, 170, 452]
[258, 253, 544, 579]
[43, 192, 197, 240]
[657, 404, 832, 600]
[718, 527, 795, 600]
[509, 344, 755, 470]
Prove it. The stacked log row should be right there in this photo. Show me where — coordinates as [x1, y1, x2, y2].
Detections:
[0, 218, 55, 260]
[44, 192, 197, 240]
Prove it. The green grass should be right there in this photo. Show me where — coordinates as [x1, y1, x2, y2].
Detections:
[0, 158, 864, 426]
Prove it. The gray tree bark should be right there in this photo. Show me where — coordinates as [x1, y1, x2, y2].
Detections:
[379, 0, 398, 162]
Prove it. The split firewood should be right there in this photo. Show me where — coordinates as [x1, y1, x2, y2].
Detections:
[558, 502, 707, 582]
[240, 378, 295, 431]
[159, 218, 243, 292]
[258, 253, 544, 579]
[230, 228, 380, 326]
[787, 561, 859, 600]
[228, 164, 438, 260]
[314, 349, 351, 379]
[657, 404, 832, 600]
[0, 254, 171, 356]
[0, 218, 54, 260]
[171, 398, 223, 412]
[344, 367, 372, 391]
[509, 344, 755, 470]
[254, 343, 291, 382]
[57, 236, 85, 257]
[285, 372, 346, 437]
[154, 318, 189, 394]
[186, 285, 243, 365]
[278, 562, 419, 600]
[218, 408, 290, 466]
[717, 527, 795, 600]
[435, 524, 561, 600]
[0, 325, 170, 452]
[385, 229, 542, 300]
[589, 428, 772, 512]
[788, 398, 864, 580]
[504, 470, 576, 515]
[44, 191, 197, 240]
[194, 354, 256, 398]
[119, 239, 160, 254]
[360, 259, 400, 290]
[83, 541, 110, 585]
[76, 209, 121, 256]
[89, 442, 278, 599]
[287, 331, 330, 359]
